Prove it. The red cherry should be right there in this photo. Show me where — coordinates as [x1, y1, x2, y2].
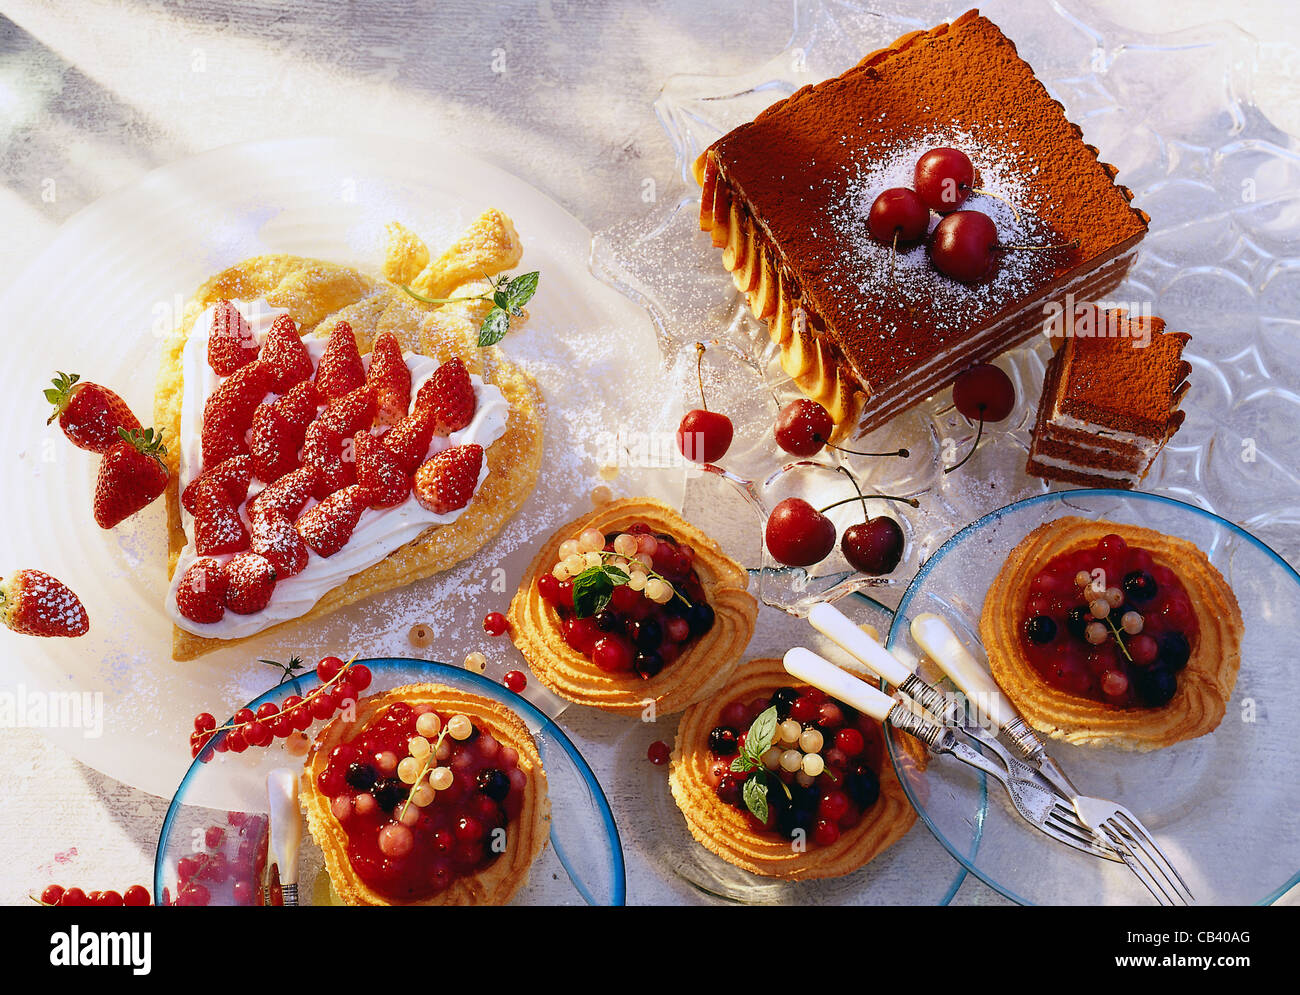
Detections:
[647, 740, 671, 765]
[483, 611, 508, 636]
[866, 187, 930, 245]
[774, 398, 834, 456]
[952, 364, 1015, 422]
[537, 574, 561, 603]
[764, 498, 836, 567]
[813, 819, 841, 847]
[503, 670, 527, 693]
[58, 887, 88, 907]
[123, 885, 150, 907]
[930, 210, 998, 282]
[914, 147, 975, 213]
[841, 517, 904, 575]
[677, 408, 733, 464]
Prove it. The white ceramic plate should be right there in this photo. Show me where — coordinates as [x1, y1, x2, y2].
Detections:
[0, 136, 679, 797]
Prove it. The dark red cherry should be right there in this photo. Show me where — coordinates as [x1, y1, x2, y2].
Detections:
[677, 408, 733, 464]
[952, 364, 1015, 422]
[774, 398, 834, 456]
[867, 187, 930, 245]
[765, 498, 836, 567]
[841, 517, 904, 575]
[929, 210, 998, 282]
[914, 147, 976, 213]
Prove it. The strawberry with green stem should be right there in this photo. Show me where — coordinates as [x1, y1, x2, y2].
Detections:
[45, 372, 141, 454]
[93, 426, 169, 529]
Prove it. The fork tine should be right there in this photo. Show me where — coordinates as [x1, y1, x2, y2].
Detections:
[1114, 809, 1195, 903]
[1102, 819, 1181, 906]
[1045, 813, 1122, 858]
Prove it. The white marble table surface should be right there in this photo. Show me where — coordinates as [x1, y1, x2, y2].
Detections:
[1, 0, 1297, 906]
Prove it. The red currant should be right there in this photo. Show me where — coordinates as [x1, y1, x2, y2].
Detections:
[232, 707, 254, 725]
[350, 664, 372, 691]
[813, 818, 841, 847]
[39, 884, 64, 905]
[592, 635, 634, 673]
[774, 398, 834, 457]
[204, 826, 225, 849]
[834, 728, 865, 757]
[503, 670, 527, 693]
[310, 692, 337, 720]
[930, 209, 998, 282]
[58, 887, 88, 906]
[818, 790, 851, 821]
[483, 611, 509, 636]
[225, 729, 248, 753]
[537, 573, 561, 603]
[867, 186, 930, 245]
[255, 702, 278, 720]
[647, 741, 671, 765]
[914, 147, 975, 213]
[123, 885, 150, 907]
[193, 712, 216, 733]
[316, 656, 344, 682]
[231, 879, 255, 906]
[177, 882, 211, 907]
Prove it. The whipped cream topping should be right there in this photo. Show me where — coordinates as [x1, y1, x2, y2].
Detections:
[167, 298, 509, 639]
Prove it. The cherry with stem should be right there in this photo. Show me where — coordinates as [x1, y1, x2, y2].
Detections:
[944, 363, 1016, 474]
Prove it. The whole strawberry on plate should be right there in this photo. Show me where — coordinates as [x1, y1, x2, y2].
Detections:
[45, 372, 141, 454]
[93, 426, 170, 529]
[0, 569, 89, 637]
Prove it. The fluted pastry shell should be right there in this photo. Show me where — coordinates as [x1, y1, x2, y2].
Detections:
[507, 497, 758, 715]
[155, 212, 544, 660]
[980, 517, 1243, 751]
[301, 682, 550, 906]
[668, 657, 919, 880]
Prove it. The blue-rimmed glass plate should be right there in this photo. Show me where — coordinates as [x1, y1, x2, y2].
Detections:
[155, 659, 625, 905]
[878, 489, 1300, 905]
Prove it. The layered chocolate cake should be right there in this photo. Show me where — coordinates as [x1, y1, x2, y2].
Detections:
[1027, 308, 1190, 488]
[693, 9, 1150, 434]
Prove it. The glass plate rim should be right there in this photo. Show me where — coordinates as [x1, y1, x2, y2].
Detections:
[882, 486, 1300, 906]
[153, 657, 627, 906]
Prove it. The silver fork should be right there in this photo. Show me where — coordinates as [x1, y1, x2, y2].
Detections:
[911, 612, 1194, 905]
[807, 604, 1121, 862]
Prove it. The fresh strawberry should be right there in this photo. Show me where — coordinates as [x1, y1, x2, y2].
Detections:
[275, 380, 320, 433]
[250, 511, 309, 577]
[92, 427, 169, 529]
[414, 357, 476, 436]
[174, 558, 228, 625]
[222, 553, 277, 615]
[45, 372, 141, 454]
[181, 454, 252, 515]
[317, 385, 376, 438]
[314, 321, 365, 401]
[207, 300, 259, 376]
[250, 404, 299, 484]
[201, 361, 270, 466]
[295, 484, 369, 557]
[413, 443, 483, 515]
[258, 314, 313, 391]
[191, 478, 250, 556]
[354, 431, 410, 508]
[248, 465, 318, 521]
[367, 332, 411, 427]
[301, 421, 356, 498]
[0, 569, 89, 637]
[381, 406, 436, 474]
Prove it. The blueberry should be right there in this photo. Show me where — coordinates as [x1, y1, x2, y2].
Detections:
[1134, 665, 1178, 707]
[685, 601, 716, 637]
[476, 768, 510, 802]
[1024, 615, 1057, 645]
[1066, 606, 1090, 640]
[707, 726, 739, 758]
[845, 764, 881, 810]
[344, 762, 377, 791]
[1158, 631, 1191, 671]
[770, 686, 799, 720]
[593, 610, 623, 634]
[633, 651, 664, 679]
[1122, 570, 1158, 603]
[371, 777, 406, 811]
[631, 619, 661, 652]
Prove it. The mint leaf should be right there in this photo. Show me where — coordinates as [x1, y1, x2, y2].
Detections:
[745, 706, 779, 759]
[742, 774, 769, 824]
[570, 564, 629, 619]
[477, 307, 510, 348]
[502, 271, 539, 315]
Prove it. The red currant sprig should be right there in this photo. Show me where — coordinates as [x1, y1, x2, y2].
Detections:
[33, 884, 151, 906]
[189, 653, 373, 761]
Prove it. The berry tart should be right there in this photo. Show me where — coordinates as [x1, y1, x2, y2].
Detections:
[980, 517, 1243, 751]
[301, 682, 549, 905]
[154, 212, 545, 660]
[507, 497, 758, 714]
[694, 10, 1148, 435]
[669, 657, 918, 879]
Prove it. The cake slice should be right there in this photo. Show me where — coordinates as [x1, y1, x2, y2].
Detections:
[1027, 308, 1191, 488]
[693, 9, 1150, 434]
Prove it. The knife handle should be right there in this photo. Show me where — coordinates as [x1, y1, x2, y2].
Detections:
[909, 612, 1021, 733]
[266, 767, 302, 888]
[808, 602, 913, 687]
[782, 648, 895, 722]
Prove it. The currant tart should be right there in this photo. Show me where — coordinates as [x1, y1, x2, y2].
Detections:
[302, 683, 549, 905]
[508, 497, 758, 715]
[155, 212, 544, 660]
[980, 517, 1243, 751]
[669, 657, 917, 879]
